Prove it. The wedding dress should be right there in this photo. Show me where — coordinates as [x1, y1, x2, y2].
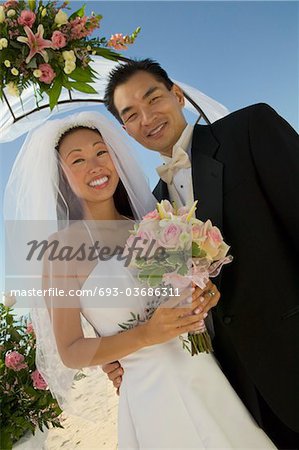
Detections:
[80, 255, 276, 449]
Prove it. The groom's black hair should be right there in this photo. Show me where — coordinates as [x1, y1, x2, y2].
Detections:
[104, 58, 174, 123]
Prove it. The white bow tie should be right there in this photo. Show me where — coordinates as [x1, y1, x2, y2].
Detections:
[156, 147, 191, 184]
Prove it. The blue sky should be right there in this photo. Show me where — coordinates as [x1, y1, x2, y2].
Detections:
[0, 0, 298, 299]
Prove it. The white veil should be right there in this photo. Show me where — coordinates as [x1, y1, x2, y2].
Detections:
[4, 111, 157, 222]
[3, 111, 157, 419]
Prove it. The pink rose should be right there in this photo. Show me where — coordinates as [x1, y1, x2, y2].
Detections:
[192, 223, 205, 241]
[5, 351, 28, 371]
[159, 223, 182, 249]
[51, 30, 67, 49]
[199, 221, 225, 259]
[136, 228, 158, 258]
[207, 226, 223, 247]
[142, 209, 160, 220]
[18, 10, 36, 28]
[31, 370, 48, 390]
[39, 63, 56, 84]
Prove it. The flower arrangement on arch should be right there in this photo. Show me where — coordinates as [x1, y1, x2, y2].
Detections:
[0, 297, 63, 450]
[123, 200, 233, 355]
[0, 0, 140, 108]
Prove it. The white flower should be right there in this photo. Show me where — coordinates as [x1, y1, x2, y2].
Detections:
[54, 9, 68, 26]
[62, 50, 76, 62]
[7, 9, 16, 18]
[86, 45, 91, 51]
[64, 60, 76, 74]
[4, 60, 11, 67]
[0, 38, 8, 49]
[3, 292, 16, 307]
[33, 69, 42, 77]
[11, 67, 19, 76]
[7, 81, 19, 96]
[0, 6, 5, 23]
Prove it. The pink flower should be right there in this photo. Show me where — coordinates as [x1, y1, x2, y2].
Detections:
[51, 30, 67, 49]
[5, 351, 28, 371]
[192, 223, 204, 241]
[31, 370, 48, 390]
[207, 226, 223, 247]
[17, 25, 53, 64]
[107, 33, 128, 50]
[136, 228, 158, 258]
[26, 322, 34, 334]
[198, 220, 226, 259]
[159, 223, 182, 249]
[3, 1, 18, 8]
[143, 209, 160, 220]
[70, 16, 91, 40]
[18, 10, 36, 28]
[39, 63, 56, 84]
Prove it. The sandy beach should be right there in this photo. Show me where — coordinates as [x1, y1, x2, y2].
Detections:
[45, 369, 118, 450]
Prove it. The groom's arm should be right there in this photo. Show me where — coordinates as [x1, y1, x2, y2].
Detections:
[249, 103, 299, 252]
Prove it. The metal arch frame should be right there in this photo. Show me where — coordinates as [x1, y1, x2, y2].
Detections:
[2, 56, 211, 125]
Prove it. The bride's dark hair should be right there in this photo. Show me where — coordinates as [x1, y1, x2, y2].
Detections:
[55, 126, 134, 221]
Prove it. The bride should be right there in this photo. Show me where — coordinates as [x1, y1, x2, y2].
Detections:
[4, 111, 276, 449]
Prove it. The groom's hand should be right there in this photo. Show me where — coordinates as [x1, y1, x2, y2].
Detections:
[102, 361, 124, 395]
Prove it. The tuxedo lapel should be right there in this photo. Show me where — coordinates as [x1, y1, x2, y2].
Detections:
[153, 179, 170, 202]
[191, 125, 223, 229]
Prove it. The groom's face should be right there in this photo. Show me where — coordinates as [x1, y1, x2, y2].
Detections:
[113, 71, 187, 157]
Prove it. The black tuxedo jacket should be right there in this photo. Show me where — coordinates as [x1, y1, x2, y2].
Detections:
[153, 103, 299, 432]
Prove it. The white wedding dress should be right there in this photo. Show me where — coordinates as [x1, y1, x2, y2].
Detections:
[80, 256, 276, 449]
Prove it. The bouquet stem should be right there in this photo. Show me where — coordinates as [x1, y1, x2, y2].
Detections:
[188, 329, 213, 355]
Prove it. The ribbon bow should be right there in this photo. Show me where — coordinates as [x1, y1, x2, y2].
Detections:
[156, 147, 191, 184]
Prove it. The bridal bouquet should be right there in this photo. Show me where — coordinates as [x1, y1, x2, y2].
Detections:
[0, 0, 140, 108]
[0, 296, 62, 450]
[123, 200, 233, 355]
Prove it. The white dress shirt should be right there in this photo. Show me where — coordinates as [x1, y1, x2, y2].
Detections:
[157, 124, 194, 208]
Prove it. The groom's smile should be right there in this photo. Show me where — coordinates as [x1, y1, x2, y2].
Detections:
[113, 71, 187, 157]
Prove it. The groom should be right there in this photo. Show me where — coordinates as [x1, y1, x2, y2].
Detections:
[103, 59, 299, 449]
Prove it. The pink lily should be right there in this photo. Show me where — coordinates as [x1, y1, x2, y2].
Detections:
[17, 25, 53, 64]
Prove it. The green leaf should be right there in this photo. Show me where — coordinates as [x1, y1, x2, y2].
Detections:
[192, 242, 206, 258]
[68, 67, 94, 82]
[93, 47, 121, 61]
[148, 275, 163, 288]
[26, 58, 37, 69]
[166, 253, 182, 266]
[48, 79, 62, 110]
[177, 264, 189, 276]
[69, 81, 97, 94]
[69, 4, 86, 21]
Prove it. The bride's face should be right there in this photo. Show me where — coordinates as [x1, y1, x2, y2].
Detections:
[58, 128, 120, 204]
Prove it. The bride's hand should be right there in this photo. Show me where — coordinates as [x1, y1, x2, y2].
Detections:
[142, 286, 210, 346]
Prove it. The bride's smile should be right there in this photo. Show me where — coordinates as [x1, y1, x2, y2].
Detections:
[58, 127, 120, 218]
